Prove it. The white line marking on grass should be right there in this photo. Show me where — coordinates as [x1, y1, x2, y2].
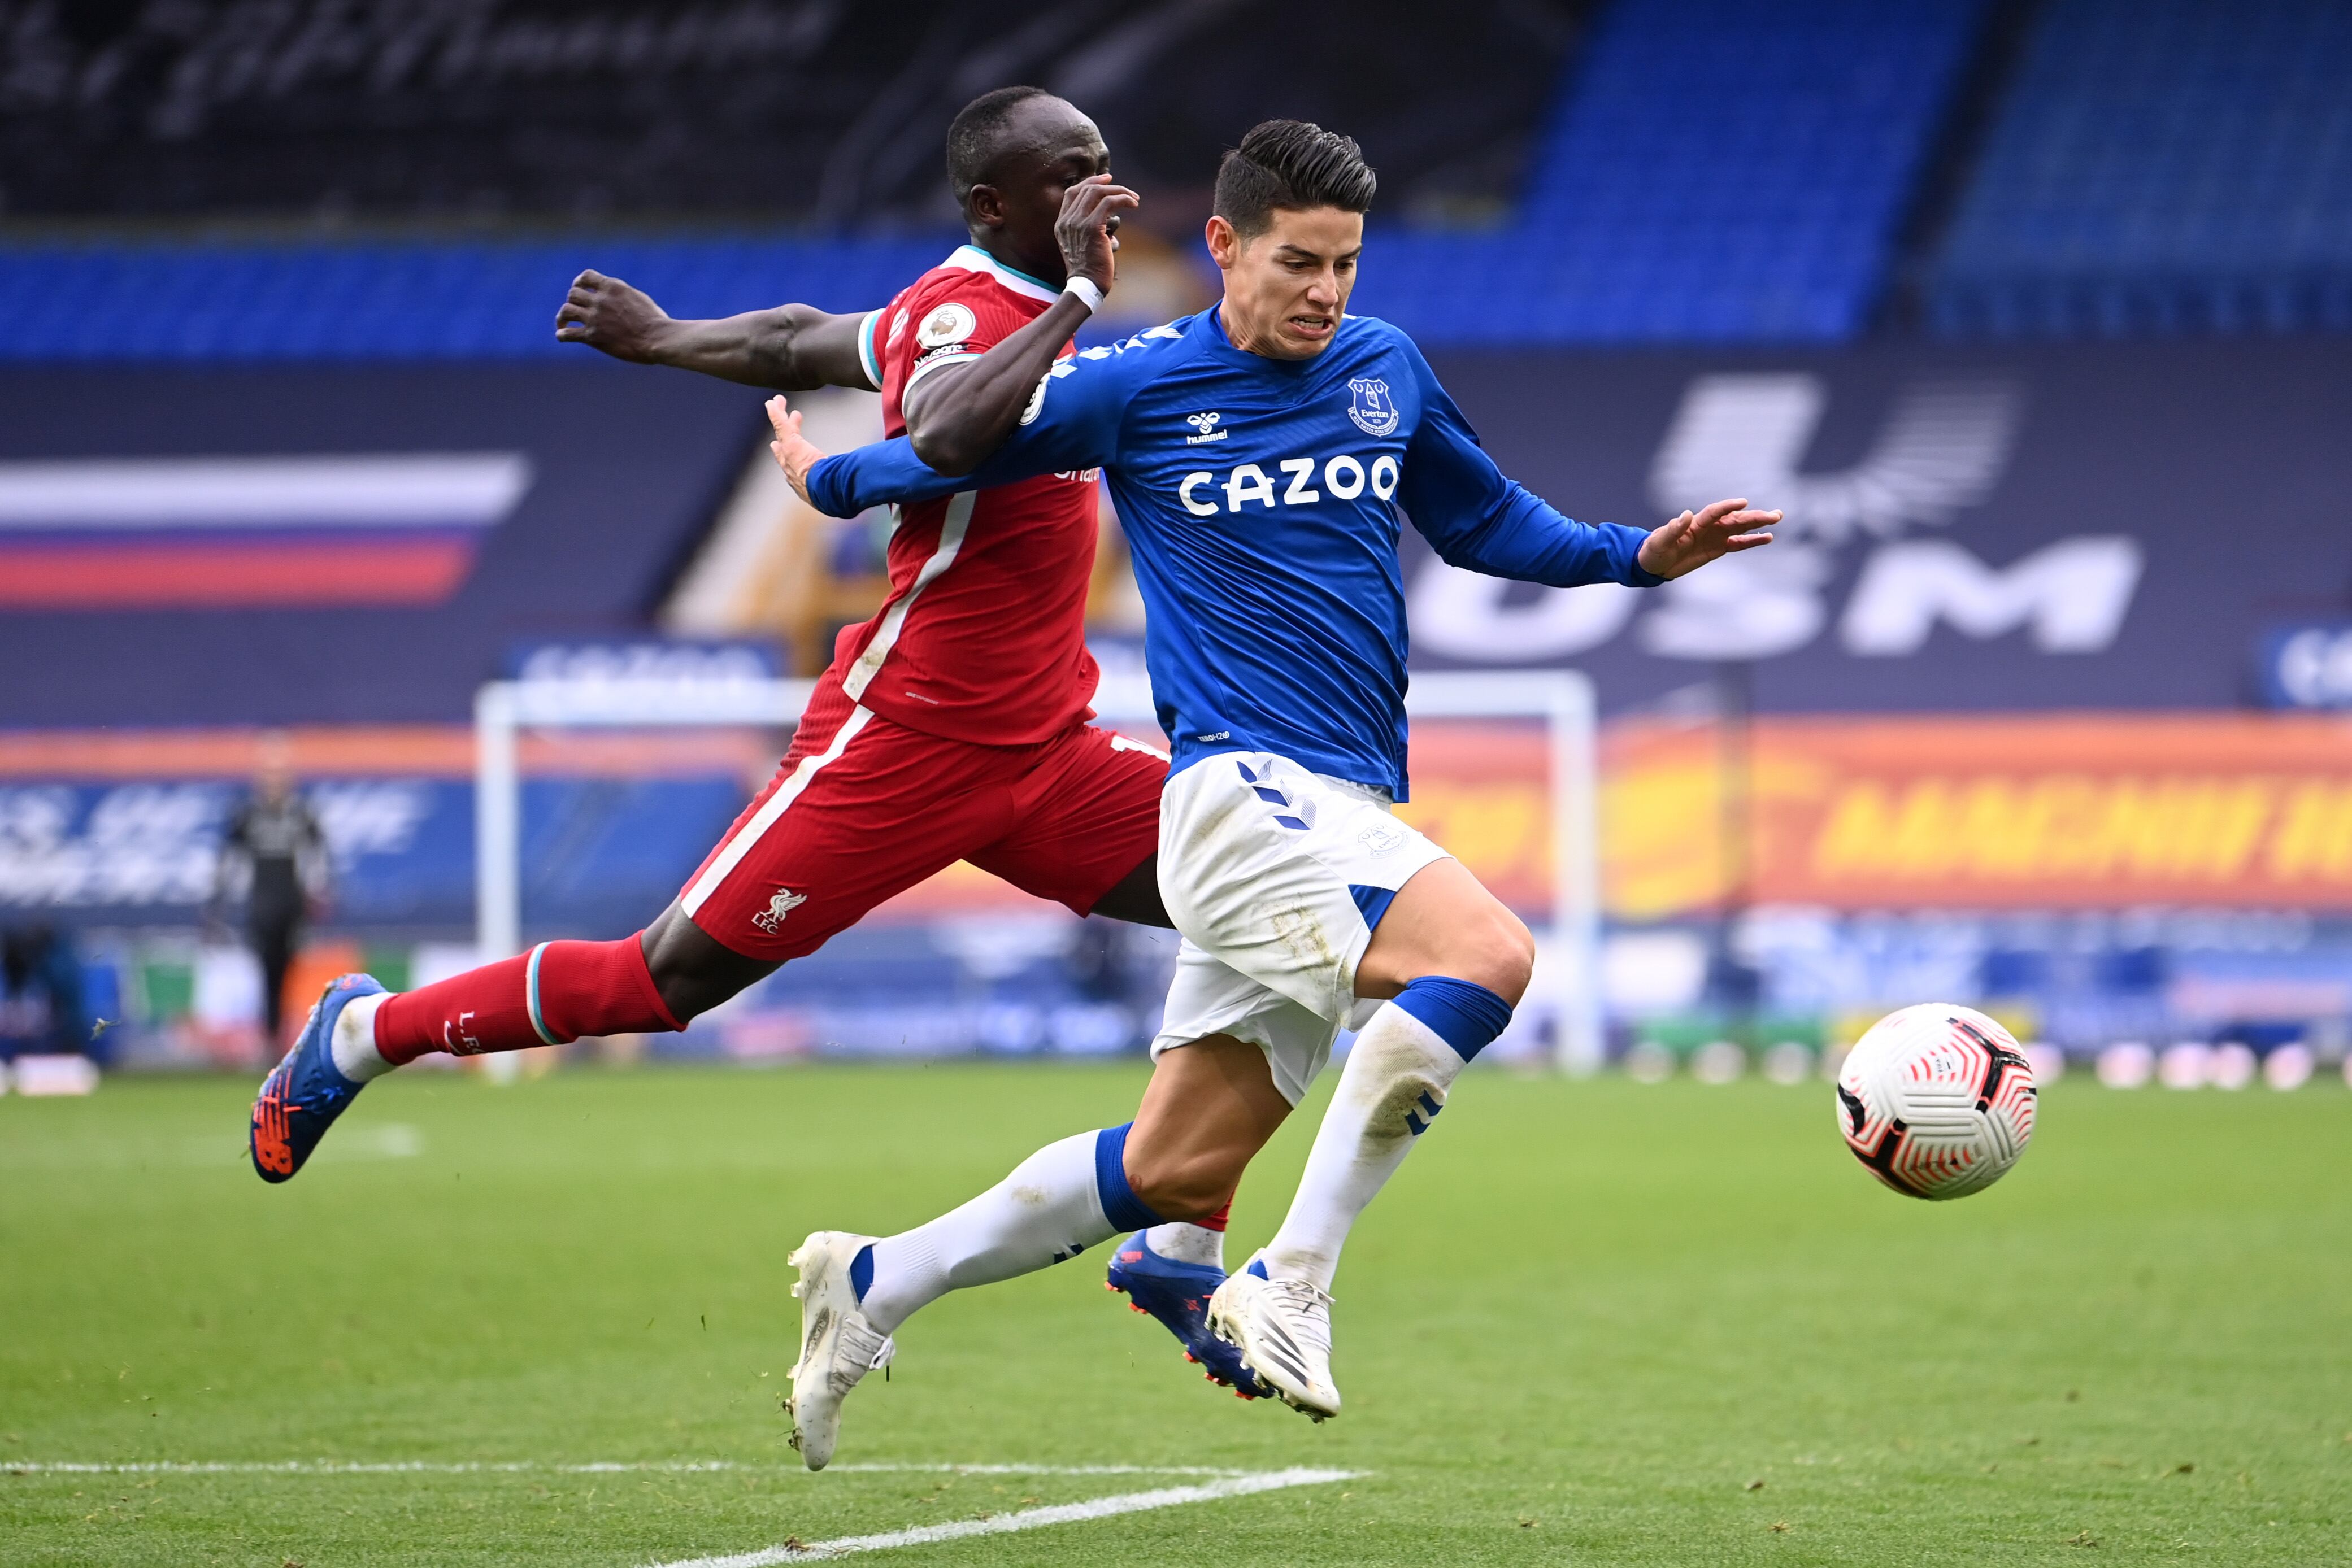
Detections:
[4, 1461, 1271, 1478]
[645, 1468, 1364, 1566]
[829, 1465, 1263, 1477]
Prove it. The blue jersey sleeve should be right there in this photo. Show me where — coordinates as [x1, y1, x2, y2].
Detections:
[1394, 337, 1664, 589]
[805, 354, 1135, 518]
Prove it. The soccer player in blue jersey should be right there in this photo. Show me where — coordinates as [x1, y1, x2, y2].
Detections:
[766, 120, 1777, 1453]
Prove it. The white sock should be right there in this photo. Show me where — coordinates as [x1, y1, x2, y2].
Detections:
[1144, 1222, 1225, 1269]
[858, 1130, 1114, 1334]
[332, 993, 395, 1082]
[1262, 1001, 1466, 1293]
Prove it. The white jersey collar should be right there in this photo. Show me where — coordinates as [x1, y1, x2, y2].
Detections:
[942, 243, 1061, 305]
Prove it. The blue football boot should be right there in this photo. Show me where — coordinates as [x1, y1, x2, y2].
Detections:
[249, 974, 385, 1183]
[1106, 1230, 1267, 1400]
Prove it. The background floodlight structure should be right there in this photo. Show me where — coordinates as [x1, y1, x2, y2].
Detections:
[473, 670, 1601, 1070]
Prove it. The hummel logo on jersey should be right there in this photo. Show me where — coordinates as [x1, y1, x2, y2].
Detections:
[752, 888, 808, 933]
[1347, 377, 1400, 437]
[1185, 411, 1228, 445]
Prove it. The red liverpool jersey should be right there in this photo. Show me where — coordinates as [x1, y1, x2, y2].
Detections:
[829, 245, 1102, 746]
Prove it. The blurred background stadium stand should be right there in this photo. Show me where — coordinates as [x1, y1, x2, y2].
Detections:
[2, 0, 2347, 1086]
[1353, 0, 1990, 343]
[1928, 0, 2352, 338]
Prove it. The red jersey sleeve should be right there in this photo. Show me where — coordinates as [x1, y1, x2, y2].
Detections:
[875, 269, 1058, 439]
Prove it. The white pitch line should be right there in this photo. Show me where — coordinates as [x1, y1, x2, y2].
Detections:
[645, 1468, 1364, 1567]
[3, 1461, 1270, 1478]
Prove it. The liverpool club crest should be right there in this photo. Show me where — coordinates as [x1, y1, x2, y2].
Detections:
[751, 887, 808, 934]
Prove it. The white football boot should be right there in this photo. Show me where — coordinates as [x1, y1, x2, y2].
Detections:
[1205, 1251, 1341, 1421]
[785, 1230, 894, 1471]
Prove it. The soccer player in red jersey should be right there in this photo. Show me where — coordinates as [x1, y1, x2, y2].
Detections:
[247, 90, 1273, 1405]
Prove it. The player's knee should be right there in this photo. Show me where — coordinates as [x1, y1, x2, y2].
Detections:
[644, 957, 708, 1023]
[1454, 907, 1535, 1007]
[640, 915, 773, 1024]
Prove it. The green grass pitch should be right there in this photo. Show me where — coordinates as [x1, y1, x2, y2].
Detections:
[3, 1061, 2347, 1565]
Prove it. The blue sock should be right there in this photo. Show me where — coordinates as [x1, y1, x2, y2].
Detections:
[849, 1244, 874, 1301]
[1390, 975, 1514, 1061]
[1093, 1122, 1162, 1233]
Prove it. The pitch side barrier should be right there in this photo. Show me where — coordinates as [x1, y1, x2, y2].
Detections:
[473, 670, 1599, 1069]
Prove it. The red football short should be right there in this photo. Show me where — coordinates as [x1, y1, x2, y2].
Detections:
[678, 673, 1166, 961]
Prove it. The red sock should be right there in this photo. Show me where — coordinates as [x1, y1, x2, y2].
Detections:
[1198, 1200, 1231, 1232]
[375, 934, 682, 1064]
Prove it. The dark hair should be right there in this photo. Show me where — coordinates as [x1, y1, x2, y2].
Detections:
[945, 85, 1055, 212]
[1212, 119, 1377, 239]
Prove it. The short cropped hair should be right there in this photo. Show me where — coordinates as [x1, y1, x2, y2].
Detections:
[946, 85, 1054, 212]
[1212, 120, 1377, 239]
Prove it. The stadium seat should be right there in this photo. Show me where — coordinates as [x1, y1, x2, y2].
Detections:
[1350, 0, 1989, 345]
[0, 236, 955, 362]
[1, 1, 1988, 357]
[1929, 0, 2352, 337]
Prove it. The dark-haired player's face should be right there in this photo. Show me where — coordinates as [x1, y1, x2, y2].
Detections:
[970, 101, 1112, 281]
[1207, 206, 1362, 360]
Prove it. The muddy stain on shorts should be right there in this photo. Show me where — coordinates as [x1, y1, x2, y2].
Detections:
[1270, 905, 1337, 973]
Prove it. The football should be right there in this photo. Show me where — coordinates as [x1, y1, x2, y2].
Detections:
[1836, 1004, 2038, 1200]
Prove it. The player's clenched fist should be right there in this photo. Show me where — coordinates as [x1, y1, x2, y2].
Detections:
[554, 269, 669, 360]
[767, 395, 827, 504]
[1635, 497, 1782, 580]
[1056, 175, 1141, 298]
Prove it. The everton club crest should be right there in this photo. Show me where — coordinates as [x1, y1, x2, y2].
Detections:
[1346, 377, 1399, 437]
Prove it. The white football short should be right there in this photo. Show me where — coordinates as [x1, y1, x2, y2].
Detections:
[1149, 751, 1452, 1105]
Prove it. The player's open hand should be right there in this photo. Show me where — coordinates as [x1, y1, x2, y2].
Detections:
[766, 395, 828, 504]
[1636, 498, 1781, 580]
[555, 270, 669, 360]
[1056, 175, 1141, 298]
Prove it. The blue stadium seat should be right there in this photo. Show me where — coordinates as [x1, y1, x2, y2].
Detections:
[1351, 0, 1988, 345]
[1931, 0, 2352, 336]
[0, 235, 963, 363]
[0, 2, 1989, 356]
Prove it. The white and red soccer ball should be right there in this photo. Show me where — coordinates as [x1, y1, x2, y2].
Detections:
[1836, 1004, 2037, 1200]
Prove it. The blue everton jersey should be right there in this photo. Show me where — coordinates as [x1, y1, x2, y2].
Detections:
[807, 307, 1660, 798]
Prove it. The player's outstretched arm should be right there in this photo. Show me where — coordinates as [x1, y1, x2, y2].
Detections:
[764, 395, 1047, 517]
[1632, 498, 1781, 578]
[767, 315, 1137, 519]
[1398, 379, 1660, 586]
[554, 271, 877, 393]
[901, 175, 1137, 474]
[1397, 339, 1778, 587]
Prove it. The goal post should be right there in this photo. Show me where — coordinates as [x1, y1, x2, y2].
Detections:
[473, 668, 1601, 1069]
[1402, 670, 1603, 1071]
